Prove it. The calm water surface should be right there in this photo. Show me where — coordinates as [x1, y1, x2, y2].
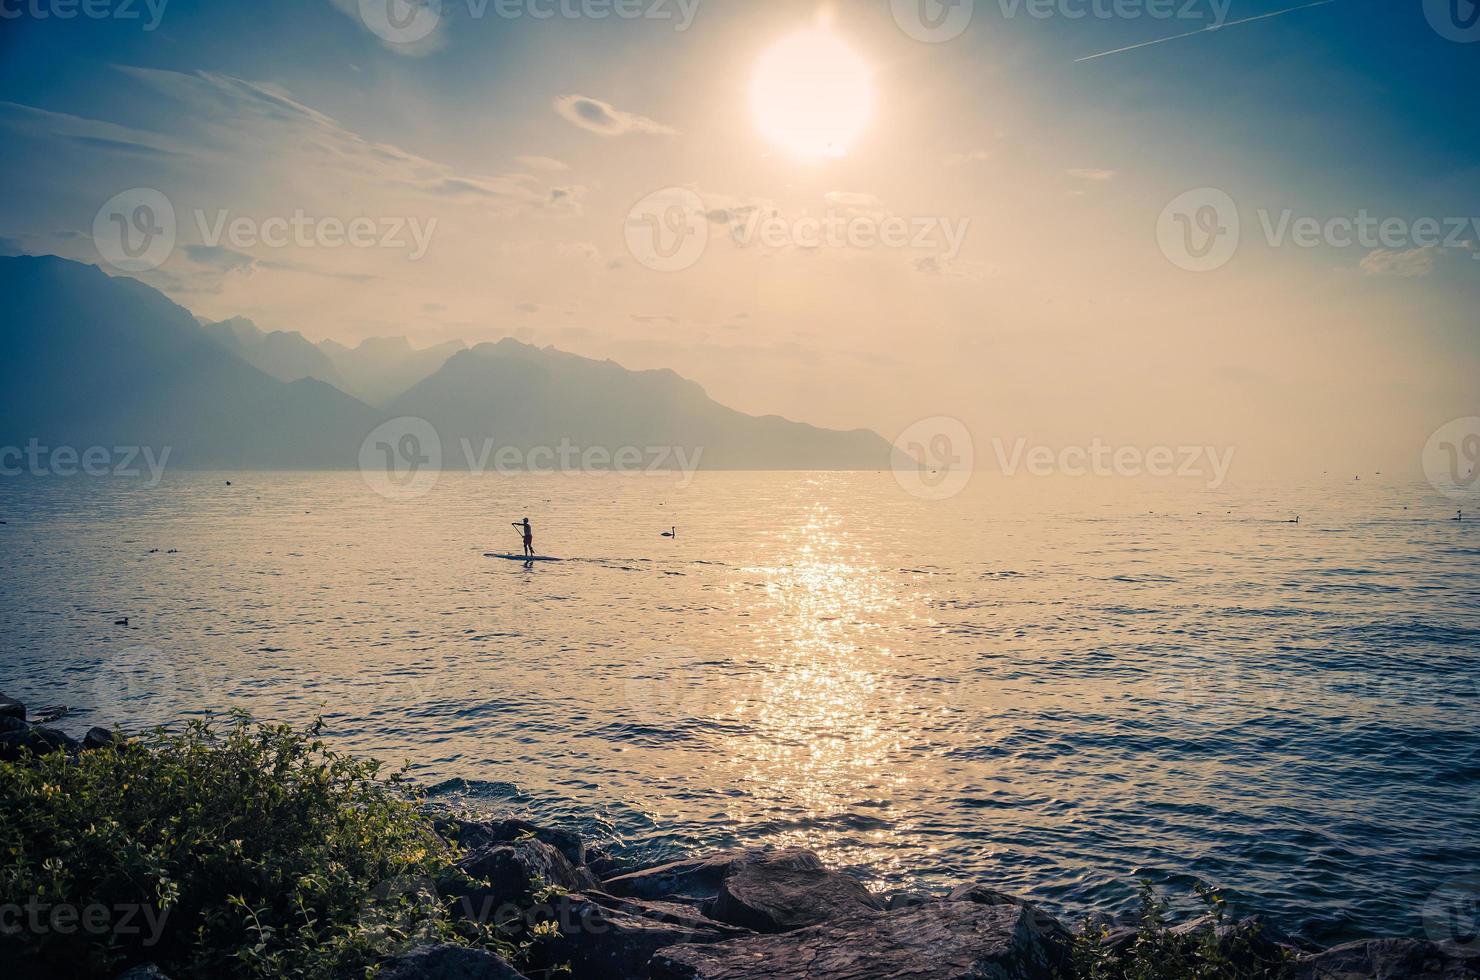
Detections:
[1, 472, 1476, 946]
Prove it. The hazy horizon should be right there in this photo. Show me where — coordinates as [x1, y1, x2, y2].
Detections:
[2, 0, 1477, 482]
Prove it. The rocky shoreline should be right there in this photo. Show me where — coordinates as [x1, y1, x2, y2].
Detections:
[4, 701, 1475, 980]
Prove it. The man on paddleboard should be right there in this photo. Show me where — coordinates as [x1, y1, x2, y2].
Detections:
[512, 517, 534, 558]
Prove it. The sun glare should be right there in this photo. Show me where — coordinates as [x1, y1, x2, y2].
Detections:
[750, 29, 873, 160]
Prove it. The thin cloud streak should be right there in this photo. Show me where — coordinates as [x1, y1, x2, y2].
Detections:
[1074, 0, 1337, 63]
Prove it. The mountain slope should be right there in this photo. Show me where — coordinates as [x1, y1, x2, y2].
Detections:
[387, 339, 892, 469]
[1, 256, 381, 468]
[200, 316, 348, 391]
[318, 336, 466, 406]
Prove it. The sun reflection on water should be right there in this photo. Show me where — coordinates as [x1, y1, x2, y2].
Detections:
[720, 502, 922, 882]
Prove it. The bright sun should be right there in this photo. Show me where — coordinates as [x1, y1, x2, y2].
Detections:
[751, 29, 873, 160]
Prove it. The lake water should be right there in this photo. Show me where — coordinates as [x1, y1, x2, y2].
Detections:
[1, 471, 1476, 947]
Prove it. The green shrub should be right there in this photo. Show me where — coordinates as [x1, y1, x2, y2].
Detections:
[0, 713, 521, 979]
[1069, 881, 1293, 980]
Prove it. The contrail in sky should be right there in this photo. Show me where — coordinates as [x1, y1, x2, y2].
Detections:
[1075, 0, 1337, 62]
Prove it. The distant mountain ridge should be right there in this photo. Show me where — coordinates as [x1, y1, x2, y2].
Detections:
[1, 255, 893, 470]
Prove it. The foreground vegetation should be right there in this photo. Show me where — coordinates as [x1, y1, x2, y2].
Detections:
[1, 712, 1307, 979]
[0, 713, 526, 979]
[1072, 882, 1294, 979]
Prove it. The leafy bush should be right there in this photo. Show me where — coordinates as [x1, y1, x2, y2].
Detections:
[1070, 881, 1293, 980]
[0, 713, 520, 979]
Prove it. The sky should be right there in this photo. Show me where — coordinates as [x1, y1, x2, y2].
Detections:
[0, 0, 1476, 480]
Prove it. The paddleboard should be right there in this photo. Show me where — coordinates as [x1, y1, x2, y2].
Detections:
[485, 554, 562, 562]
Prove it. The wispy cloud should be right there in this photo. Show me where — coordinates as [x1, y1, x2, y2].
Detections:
[517, 155, 571, 172]
[553, 95, 676, 137]
[1067, 169, 1116, 182]
[944, 150, 992, 167]
[1359, 246, 1442, 278]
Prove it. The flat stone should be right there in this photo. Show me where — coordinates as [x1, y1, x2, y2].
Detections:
[1295, 938, 1479, 979]
[651, 899, 1062, 980]
[710, 849, 883, 932]
[601, 849, 754, 904]
[528, 891, 748, 980]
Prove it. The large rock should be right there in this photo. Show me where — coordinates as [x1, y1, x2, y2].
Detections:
[710, 849, 883, 932]
[601, 849, 751, 904]
[451, 839, 599, 918]
[441, 817, 586, 867]
[948, 884, 1068, 935]
[651, 900, 1063, 980]
[378, 943, 529, 979]
[0, 721, 80, 760]
[84, 726, 120, 750]
[0, 692, 24, 720]
[1295, 938, 1479, 979]
[529, 891, 748, 980]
